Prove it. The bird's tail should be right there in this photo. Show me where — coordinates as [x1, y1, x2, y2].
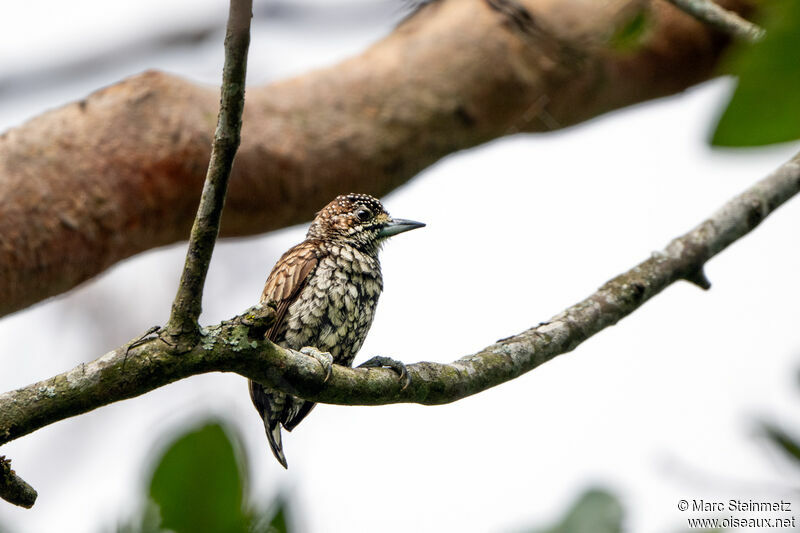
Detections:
[265, 419, 288, 469]
[249, 380, 289, 469]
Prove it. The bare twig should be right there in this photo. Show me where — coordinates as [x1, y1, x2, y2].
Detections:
[667, 0, 764, 41]
[1, 152, 797, 506]
[165, 0, 252, 343]
[0, 456, 37, 509]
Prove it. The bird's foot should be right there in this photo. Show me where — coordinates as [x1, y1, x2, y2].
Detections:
[300, 346, 334, 383]
[123, 325, 162, 370]
[126, 325, 162, 353]
[358, 356, 411, 391]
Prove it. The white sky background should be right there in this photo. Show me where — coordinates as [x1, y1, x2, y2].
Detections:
[1, 1, 800, 532]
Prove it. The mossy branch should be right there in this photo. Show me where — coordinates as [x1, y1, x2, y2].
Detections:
[1, 151, 798, 507]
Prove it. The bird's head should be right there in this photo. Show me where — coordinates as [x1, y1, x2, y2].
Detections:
[307, 193, 425, 252]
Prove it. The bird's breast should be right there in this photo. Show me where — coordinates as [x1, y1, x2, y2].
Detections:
[282, 247, 382, 366]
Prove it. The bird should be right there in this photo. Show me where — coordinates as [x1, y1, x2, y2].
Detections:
[250, 193, 425, 468]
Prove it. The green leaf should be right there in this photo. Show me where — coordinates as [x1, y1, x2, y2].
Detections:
[148, 422, 249, 533]
[529, 488, 623, 533]
[712, 0, 800, 147]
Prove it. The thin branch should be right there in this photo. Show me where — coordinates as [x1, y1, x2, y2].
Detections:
[0, 456, 37, 509]
[667, 0, 765, 41]
[165, 0, 252, 342]
[1, 151, 797, 468]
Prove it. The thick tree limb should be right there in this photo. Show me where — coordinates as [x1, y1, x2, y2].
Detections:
[2, 150, 797, 476]
[0, 0, 754, 318]
[166, 0, 252, 341]
[667, 0, 764, 41]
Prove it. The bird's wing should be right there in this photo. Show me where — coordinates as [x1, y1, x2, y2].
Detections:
[260, 240, 320, 341]
[251, 240, 322, 466]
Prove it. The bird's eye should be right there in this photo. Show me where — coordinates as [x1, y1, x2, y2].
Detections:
[356, 208, 371, 222]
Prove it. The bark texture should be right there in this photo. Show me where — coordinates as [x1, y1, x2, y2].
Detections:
[0, 0, 753, 317]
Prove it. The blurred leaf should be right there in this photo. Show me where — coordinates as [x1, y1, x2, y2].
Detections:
[149, 422, 249, 533]
[529, 488, 623, 533]
[763, 422, 800, 466]
[610, 8, 652, 52]
[712, 0, 800, 146]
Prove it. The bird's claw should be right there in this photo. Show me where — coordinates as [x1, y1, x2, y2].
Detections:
[358, 356, 411, 391]
[300, 346, 334, 383]
[125, 325, 162, 354]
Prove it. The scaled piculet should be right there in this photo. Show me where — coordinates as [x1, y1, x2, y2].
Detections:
[249, 193, 424, 468]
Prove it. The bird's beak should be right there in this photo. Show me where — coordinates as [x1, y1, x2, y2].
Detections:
[378, 218, 426, 238]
